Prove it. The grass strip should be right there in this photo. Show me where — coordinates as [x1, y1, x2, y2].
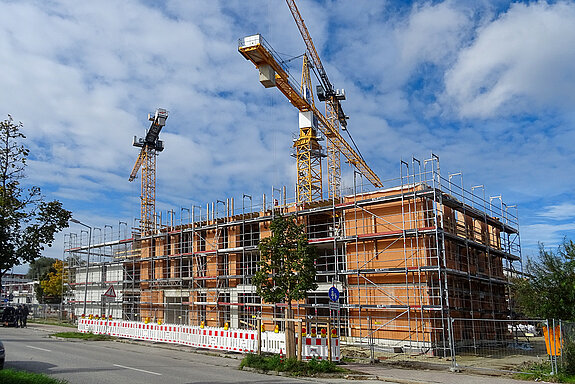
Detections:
[0, 368, 68, 384]
[51, 331, 115, 341]
[513, 361, 575, 383]
[28, 320, 76, 328]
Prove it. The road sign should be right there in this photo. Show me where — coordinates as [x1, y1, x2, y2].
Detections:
[103, 285, 116, 298]
[328, 286, 340, 302]
[329, 301, 341, 311]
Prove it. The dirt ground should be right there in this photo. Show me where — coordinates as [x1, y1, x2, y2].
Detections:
[340, 337, 550, 374]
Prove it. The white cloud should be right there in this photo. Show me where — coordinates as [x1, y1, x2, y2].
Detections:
[521, 222, 575, 250]
[398, 1, 470, 73]
[445, 1, 575, 118]
[538, 203, 575, 221]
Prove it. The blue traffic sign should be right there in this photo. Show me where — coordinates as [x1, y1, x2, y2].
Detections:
[328, 286, 340, 302]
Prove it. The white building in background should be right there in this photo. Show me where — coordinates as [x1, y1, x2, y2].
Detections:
[1, 273, 38, 305]
[73, 263, 123, 319]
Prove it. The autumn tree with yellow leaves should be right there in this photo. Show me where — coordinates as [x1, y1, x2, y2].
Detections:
[38, 259, 67, 304]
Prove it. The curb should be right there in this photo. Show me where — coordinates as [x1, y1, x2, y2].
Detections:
[240, 366, 380, 381]
[374, 376, 433, 384]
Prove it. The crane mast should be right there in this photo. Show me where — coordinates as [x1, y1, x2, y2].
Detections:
[129, 108, 168, 234]
[293, 54, 324, 203]
[285, 0, 348, 200]
[238, 35, 382, 199]
[285, 0, 347, 128]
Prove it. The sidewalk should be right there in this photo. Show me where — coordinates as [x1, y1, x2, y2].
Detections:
[349, 362, 536, 384]
[27, 322, 77, 334]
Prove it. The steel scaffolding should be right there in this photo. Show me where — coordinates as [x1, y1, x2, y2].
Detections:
[64, 155, 521, 355]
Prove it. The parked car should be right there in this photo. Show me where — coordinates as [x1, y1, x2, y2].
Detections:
[1, 306, 17, 327]
[0, 340, 5, 369]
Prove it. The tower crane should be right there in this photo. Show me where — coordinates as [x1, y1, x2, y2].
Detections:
[285, 0, 349, 200]
[238, 3, 382, 203]
[129, 108, 168, 233]
[238, 35, 382, 201]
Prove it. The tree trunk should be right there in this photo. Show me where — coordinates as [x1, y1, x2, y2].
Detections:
[285, 303, 296, 358]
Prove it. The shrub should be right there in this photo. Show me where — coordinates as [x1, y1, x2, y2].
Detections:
[560, 338, 575, 375]
[240, 353, 342, 376]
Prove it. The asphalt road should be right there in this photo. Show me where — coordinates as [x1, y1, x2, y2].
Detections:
[1, 325, 384, 384]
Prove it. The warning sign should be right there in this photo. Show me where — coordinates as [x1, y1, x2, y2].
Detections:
[103, 285, 116, 298]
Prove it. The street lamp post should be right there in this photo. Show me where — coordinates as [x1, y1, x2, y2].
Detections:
[70, 218, 92, 317]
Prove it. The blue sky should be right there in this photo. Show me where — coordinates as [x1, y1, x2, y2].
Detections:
[1, 0, 574, 271]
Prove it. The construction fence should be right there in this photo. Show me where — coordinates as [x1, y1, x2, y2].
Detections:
[343, 317, 571, 377]
[69, 312, 571, 376]
[77, 318, 341, 361]
[450, 319, 573, 376]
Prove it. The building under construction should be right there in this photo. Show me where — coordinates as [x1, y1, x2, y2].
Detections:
[64, 155, 521, 354]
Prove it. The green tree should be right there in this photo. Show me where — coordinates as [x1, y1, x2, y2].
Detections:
[27, 256, 59, 280]
[0, 115, 71, 290]
[28, 256, 58, 304]
[513, 239, 575, 320]
[253, 215, 318, 358]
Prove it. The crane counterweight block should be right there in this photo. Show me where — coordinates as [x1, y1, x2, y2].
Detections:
[259, 64, 276, 88]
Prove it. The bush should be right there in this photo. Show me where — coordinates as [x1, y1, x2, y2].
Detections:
[561, 339, 575, 376]
[239, 353, 270, 371]
[240, 353, 342, 376]
[306, 358, 337, 373]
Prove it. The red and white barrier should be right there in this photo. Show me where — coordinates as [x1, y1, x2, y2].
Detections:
[302, 336, 340, 361]
[78, 319, 339, 361]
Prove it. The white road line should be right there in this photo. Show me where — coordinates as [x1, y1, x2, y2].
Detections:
[26, 345, 51, 352]
[113, 364, 162, 376]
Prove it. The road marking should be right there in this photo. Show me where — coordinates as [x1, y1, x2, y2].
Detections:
[26, 345, 51, 352]
[113, 364, 162, 376]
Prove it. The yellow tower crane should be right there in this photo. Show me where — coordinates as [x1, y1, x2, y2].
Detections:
[286, 0, 351, 200]
[293, 54, 325, 203]
[129, 108, 168, 233]
[238, 35, 382, 201]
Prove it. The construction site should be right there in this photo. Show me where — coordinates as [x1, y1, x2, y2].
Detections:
[64, 0, 522, 357]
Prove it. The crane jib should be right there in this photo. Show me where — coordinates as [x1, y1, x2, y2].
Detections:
[238, 36, 382, 188]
